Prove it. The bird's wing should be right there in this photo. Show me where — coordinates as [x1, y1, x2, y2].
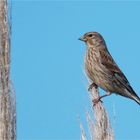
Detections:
[99, 47, 132, 91]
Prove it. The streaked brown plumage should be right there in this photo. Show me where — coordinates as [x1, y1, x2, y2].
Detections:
[79, 31, 140, 105]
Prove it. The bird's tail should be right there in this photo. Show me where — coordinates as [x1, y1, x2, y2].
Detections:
[131, 93, 140, 105]
[128, 88, 140, 105]
[124, 85, 140, 105]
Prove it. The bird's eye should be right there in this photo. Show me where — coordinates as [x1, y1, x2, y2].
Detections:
[88, 34, 93, 37]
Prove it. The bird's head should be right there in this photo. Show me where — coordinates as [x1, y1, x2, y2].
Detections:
[79, 32, 105, 47]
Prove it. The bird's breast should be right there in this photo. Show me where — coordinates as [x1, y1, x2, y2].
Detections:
[84, 47, 114, 92]
[84, 48, 99, 81]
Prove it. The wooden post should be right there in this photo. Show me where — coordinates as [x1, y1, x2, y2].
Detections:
[0, 0, 16, 140]
[89, 87, 114, 140]
[80, 87, 114, 140]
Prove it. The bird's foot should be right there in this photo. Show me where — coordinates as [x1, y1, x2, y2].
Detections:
[88, 83, 98, 91]
[92, 91, 111, 106]
[92, 97, 103, 106]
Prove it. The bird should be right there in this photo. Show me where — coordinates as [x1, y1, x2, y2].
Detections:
[79, 31, 140, 105]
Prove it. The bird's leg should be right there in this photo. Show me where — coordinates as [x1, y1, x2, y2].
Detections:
[93, 91, 111, 106]
[88, 83, 98, 91]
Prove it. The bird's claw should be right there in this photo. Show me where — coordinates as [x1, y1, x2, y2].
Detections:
[92, 97, 103, 106]
[88, 83, 98, 91]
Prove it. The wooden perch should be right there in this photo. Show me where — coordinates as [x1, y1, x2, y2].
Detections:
[80, 86, 114, 140]
[89, 87, 114, 140]
[0, 1, 16, 140]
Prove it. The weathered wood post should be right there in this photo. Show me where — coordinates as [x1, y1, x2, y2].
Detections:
[0, 0, 16, 140]
[80, 87, 114, 140]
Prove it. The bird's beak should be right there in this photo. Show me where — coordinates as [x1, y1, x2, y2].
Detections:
[79, 36, 86, 42]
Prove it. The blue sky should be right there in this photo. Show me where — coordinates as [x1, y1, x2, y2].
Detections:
[12, 1, 140, 140]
